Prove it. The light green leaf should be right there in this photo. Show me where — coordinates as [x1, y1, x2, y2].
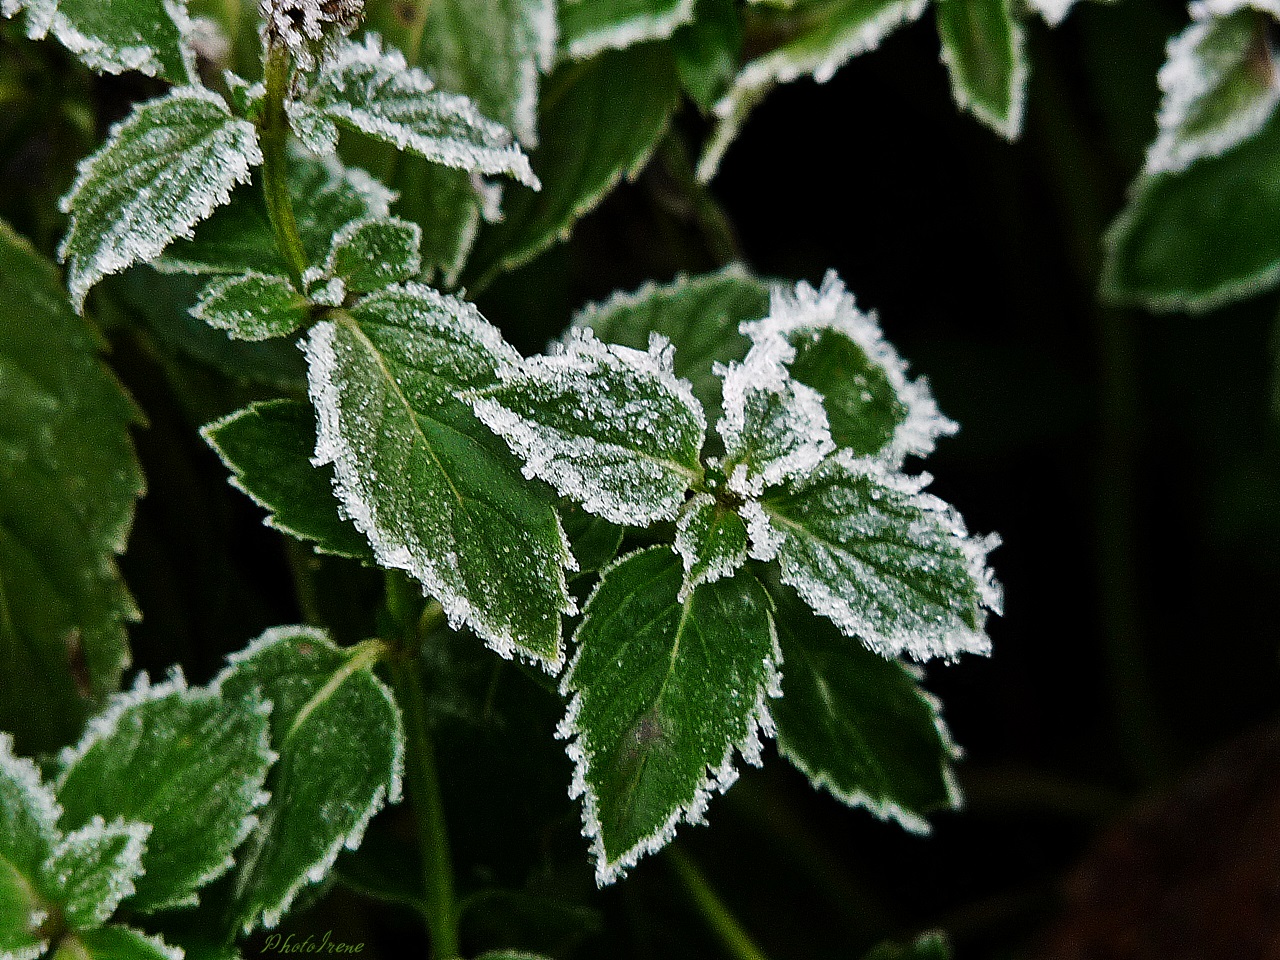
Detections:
[0, 222, 144, 754]
[863, 931, 952, 960]
[1146, 2, 1280, 174]
[673, 493, 748, 599]
[743, 273, 955, 462]
[469, 331, 706, 526]
[1102, 110, 1280, 312]
[768, 582, 960, 832]
[936, 0, 1027, 139]
[59, 86, 261, 311]
[698, 0, 928, 180]
[191, 272, 310, 342]
[559, 0, 696, 59]
[201, 400, 374, 561]
[568, 267, 771, 431]
[469, 42, 680, 285]
[321, 216, 422, 294]
[53, 927, 182, 960]
[0, 734, 60, 960]
[55, 675, 274, 913]
[758, 453, 1001, 661]
[216, 626, 404, 934]
[10, 0, 195, 80]
[296, 34, 538, 186]
[674, 0, 744, 112]
[560, 547, 780, 884]
[47, 818, 150, 930]
[304, 283, 574, 666]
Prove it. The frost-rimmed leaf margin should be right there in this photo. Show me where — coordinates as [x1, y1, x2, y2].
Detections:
[556, 547, 782, 886]
[935, 0, 1028, 140]
[65, 924, 185, 960]
[0, 731, 60, 958]
[49, 817, 151, 930]
[558, 0, 697, 60]
[673, 492, 749, 599]
[191, 271, 310, 342]
[58, 85, 262, 312]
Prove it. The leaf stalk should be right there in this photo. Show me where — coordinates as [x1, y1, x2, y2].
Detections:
[259, 41, 311, 290]
[667, 846, 771, 960]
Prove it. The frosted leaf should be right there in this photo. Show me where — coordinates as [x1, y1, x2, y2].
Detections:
[1024, 0, 1079, 25]
[0, 734, 60, 960]
[55, 672, 274, 912]
[13, 0, 198, 81]
[321, 216, 422, 293]
[192, 271, 310, 341]
[559, 548, 781, 885]
[285, 99, 339, 154]
[559, 0, 696, 60]
[2, 0, 56, 38]
[46, 818, 151, 930]
[717, 345, 835, 498]
[674, 493, 749, 599]
[297, 33, 538, 187]
[1145, 0, 1280, 174]
[762, 453, 1001, 661]
[66, 926, 185, 960]
[59, 86, 262, 312]
[468, 330, 706, 526]
[225, 73, 265, 117]
[936, 0, 1028, 140]
[305, 283, 574, 667]
[259, 0, 364, 70]
[744, 272, 957, 463]
[698, 0, 928, 180]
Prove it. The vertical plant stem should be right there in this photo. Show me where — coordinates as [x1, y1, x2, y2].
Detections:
[388, 648, 460, 960]
[259, 41, 310, 290]
[667, 847, 771, 960]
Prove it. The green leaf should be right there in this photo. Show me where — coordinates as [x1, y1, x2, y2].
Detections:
[698, 0, 929, 180]
[560, 547, 780, 884]
[674, 493, 748, 599]
[0, 734, 60, 960]
[469, 331, 706, 526]
[47, 818, 150, 930]
[468, 43, 681, 285]
[743, 273, 955, 461]
[17, 0, 194, 80]
[53, 927, 182, 960]
[863, 931, 952, 960]
[390, 163, 486, 287]
[559, 0, 696, 59]
[156, 149, 395, 277]
[568, 267, 770, 431]
[0, 222, 144, 754]
[295, 34, 538, 186]
[1102, 110, 1280, 312]
[201, 399, 374, 561]
[674, 0, 744, 112]
[59, 86, 261, 311]
[321, 216, 422, 294]
[768, 582, 959, 832]
[304, 283, 574, 667]
[936, 0, 1027, 139]
[560, 502, 625, 578]
[216, 626, 404, 934]
[191, 272, 310, 342]
[758, 454, 1001, 661]
[1145, 2, 1280, 174]
[54, 675, 274, 913]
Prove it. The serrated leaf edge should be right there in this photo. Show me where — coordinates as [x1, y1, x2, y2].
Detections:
[673, 495, 749, 601]
[49, 817, 151, 929]
[561, 0, 696, 60]
[936, 0, 1028, 140]
[45, 0, 198, 82]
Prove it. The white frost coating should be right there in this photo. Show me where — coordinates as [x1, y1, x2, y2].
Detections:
[41, 0, 198, 81]
[674, 494, 749, 600]
[1025, 0, 1078, 25]
[745, 271, 958, 464]
[323, 215, 423, 283]
[59, 86, 262, 312]
[1145, 0, 1280, 174]
[259, 0, 364, 70]
[0, 731, 62, 840]
[561, 0, 696, 60]
[50, 817, 152, 926]
[938, 0, 1028, 140]
[739, 498, 782, 562]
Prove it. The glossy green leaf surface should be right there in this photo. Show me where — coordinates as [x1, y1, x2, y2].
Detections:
[673, 0, 743, 112]
[19, 0, 193, 80]
[322, 216, 422, 294]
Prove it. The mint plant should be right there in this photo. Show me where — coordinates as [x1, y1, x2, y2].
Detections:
[0, 1, 1006, 958]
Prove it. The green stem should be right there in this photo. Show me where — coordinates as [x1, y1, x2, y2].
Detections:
[388, 652, 459, 960]
[667, 847, 771, 960]
[259, 41, 310, 289]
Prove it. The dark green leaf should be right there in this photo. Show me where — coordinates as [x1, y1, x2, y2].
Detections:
[53, 927, 182, 960]
[192, 272, 310, 342]
[560, 502, 625, 578]
[674, 0, 743, 112]
[0, 734, 60, 960]
[47, 819, 149, 930]
[674, 493, 748, 598]
[558, 0, 695, 59]
[322, 216, 422, 294]
[863, 931, 952, 960]
[936, 0, 1027, 139]
[24, 0, 194, 80]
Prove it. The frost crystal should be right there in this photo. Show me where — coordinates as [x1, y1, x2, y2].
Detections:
[260, 0, 364, 69]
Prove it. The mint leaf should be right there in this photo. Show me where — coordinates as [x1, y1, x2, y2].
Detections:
[305, 283, 574, 667]
[1146, 2, 1280, 174]
[392, 164, 487, 287]
[295, 34, 538, 187]
[192, 272, 310, 342]
[936, 0, 1028, 139]
[743, 273, 956, 462]
[322, 216, 422, 294]
[0, 734, 59, 960]
[560, 502, 625, 578]
[674, 0, 744, 112]
[47, 818, 149, 930]
[53, 927, 182, 960]
[38, 0, 195, 80]
[768, 582, 960, 832]
[59, 86, 261, 311]
[201, 400, 374, 561]
[759, 454, 1001, 661]
[674, 493, 748, 598]
[1102, 111, 1280, 312]
[216, 627, 403, 934]
[469, 331, 706, 526]
[0, 222, 143, 754]
[469, 43, 680, 285]
[568, 267, 770, 431]
[559, 0, 696, 59]
[55, 675, 273, 912]
[560, 547, 780, 884]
